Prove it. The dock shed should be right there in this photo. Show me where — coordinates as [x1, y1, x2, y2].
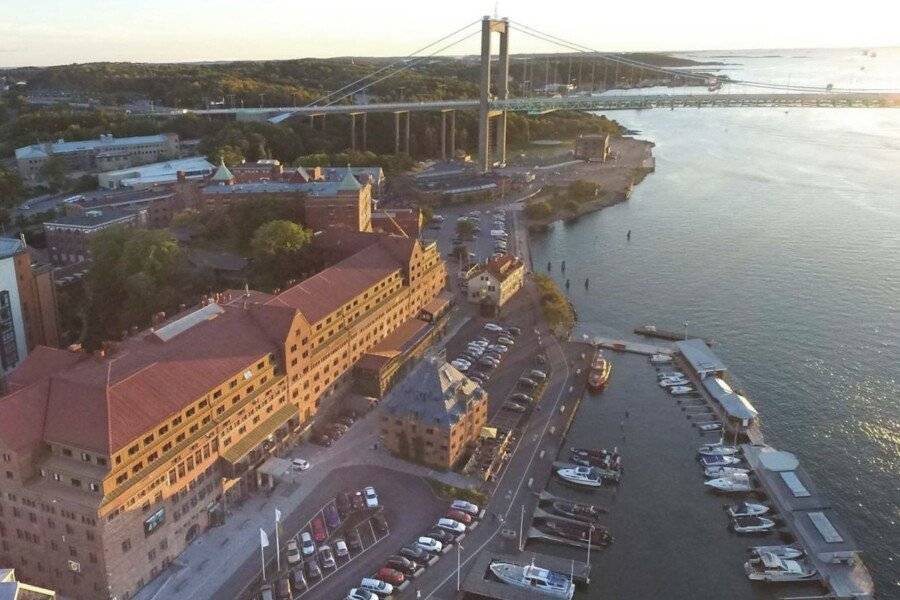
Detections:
[701, 376, 759, 427]
[675, 339, 727, 378]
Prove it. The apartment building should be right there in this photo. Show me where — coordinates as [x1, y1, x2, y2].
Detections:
[466, 254, 525, 315]
[0, 231, 446, 600]
[43, 209, 142, 266]
[380, 358, 488, 469]
[15, 134, 180, 183]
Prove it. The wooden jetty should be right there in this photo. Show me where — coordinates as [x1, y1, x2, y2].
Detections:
[634, 324, 715, 345]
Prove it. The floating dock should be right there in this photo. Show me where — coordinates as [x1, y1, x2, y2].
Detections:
[461, 550, 591, 600]
[526, 527, 607, 551]
[634, 324, 714, 344]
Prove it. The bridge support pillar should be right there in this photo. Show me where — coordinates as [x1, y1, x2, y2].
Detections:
[441, 111, 447, 160]
[350, 113, 357, 151]
[496, 24, 510, 167]
[394, 112, 401, 154]
[404, 111, 410, 155]
[477, 16, 509, 173]
[361, 113, 367, 151]
[449, 110, 456, 159]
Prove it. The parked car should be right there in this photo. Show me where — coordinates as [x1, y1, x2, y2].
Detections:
[286, 540, 302, 565]
[483, 352, 502, 362]
[291, 458, 310, 471]
[310, 516, 327, 542]
[386, 556, 417, 574]
[300, 531, 315, 556]
[359, 578, 394, 596]
[371, 513, 388, 534]
[451, 360, 470, 372]
[335, 538, 350, 558]
[364, 486, 379, 508]
[479, 357, 499, 368]
[324, 504, 341, 529]
[318, 545, 336, 569]
[437, 513, 472, 535]
[510, 392, 533, 404]
[305, 560, 322, 580]
[468, 375, 485, 385]
[274, 576, 292, 600]
[451, 499, 479, 516]
[259, 584, 274, 600]
[502, 401, 526, 413]
[426, 528, 455, 545]
[506, 326, 522, 336]
[399, 546, 431, 564]
[518, 377, 538, 388]
[498, 336, 515, 346]
[290, 566, 307, 589]
[416, 536, 443, 553]
[445, 510, 472, 525]
[346, 528, 363, 551]
[484, 323, 504, 332]
[530, 369, 547, 381]
[347, 588, 378, 600]
[376, 567, 406, 585]
[488, 344, 508, 353]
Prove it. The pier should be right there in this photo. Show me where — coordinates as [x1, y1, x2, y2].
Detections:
[634, 324, 714, 344]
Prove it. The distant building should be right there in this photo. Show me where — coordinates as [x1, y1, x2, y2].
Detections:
[0, 237, 60, 374]
[97, 156, 215, 190]
[15, 134, 180, 182]
[0, 568, 56, 599]
[574, 133, 610, 162]
[43, 209, 141, 266]
[380, 357, 488, 469]
[466, 254, 525, 314]
[371, 208, 423, 238]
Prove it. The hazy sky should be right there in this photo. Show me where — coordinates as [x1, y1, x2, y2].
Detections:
[1, 0, 897, 67]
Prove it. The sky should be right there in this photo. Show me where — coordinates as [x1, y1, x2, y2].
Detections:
[1, 0, 898, 67]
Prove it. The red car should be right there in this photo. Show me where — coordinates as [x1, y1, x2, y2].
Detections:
[310, 516, 327, 542]
[446, 509, 473, 525]
[377, 567, 406, 585]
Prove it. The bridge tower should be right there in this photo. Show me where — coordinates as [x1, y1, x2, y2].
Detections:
[478, 16, 510, 173]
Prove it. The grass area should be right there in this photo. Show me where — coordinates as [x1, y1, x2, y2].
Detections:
[533, 274, 576, 336]
[425, 478, 487, 507]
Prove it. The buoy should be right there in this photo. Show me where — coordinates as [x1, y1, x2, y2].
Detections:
[565, 279, 570, 290]
[626, 229, 632, 240]
[584, 278, 589, 289]
[547, 261, 552, 272]
[561, 260, 566, 273]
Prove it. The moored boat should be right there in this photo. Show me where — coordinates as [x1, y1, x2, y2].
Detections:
[587, 351, 612, 392]
[556, 466, 602, 488]
[731, 515, 775, 533]
[489, 561, 575, 599]
[550, 500, 606, 523]
[748, 545, 804, 560]
[705, 473, 753, 493]
[727, 502, 769, 518]
[698, 445, 740, 457]
[705, 466, 750, 478]
[541, 519, 612, 546]
[697, 422, 722, 432]
[700, 454, 742, 467]
[744, 553, 817, 582]
[649, 353, 672, 364]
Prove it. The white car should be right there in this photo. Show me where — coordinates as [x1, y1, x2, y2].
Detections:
[335, 538, 349, 558]
[450, 360, 470, 372]
[436, 518, 466, 534]
[454, 357, 472, 366]
[286, 540, 302, 565]
[300, 531, 315, 556]
[359, 578, 394, 596]
[416, 536, 443, 553]
[451, 499, 479, 515]
[364, 486, 379, 508]
[484, 323, 504, 332]
[529, 370, 547, 381]
[292, 458, 310, 471]
[347, 589, 379, 600]
[488, 344, 508, 353]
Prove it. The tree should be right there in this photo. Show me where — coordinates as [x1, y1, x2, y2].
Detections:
[524, 201, 553, 220]
[0, 167, 22, 204]
[455, 219, 475, 239]
[39, 156, 69, 191]
[568, 180, 600, 202]
[250, 220, 313, 290]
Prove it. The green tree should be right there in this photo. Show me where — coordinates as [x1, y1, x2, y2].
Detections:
[250, 220, 313, 290]
[0, 167, 22, 204]
[455, 219, 475, 239]
[524, 201, 553, 220]
[39, 156, 69, 190]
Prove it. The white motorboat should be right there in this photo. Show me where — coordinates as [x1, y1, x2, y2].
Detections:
[659, 378, 690, 388]
[556, 466, 603, 488]
[489, 561, 575, 599]
[705, 473, 752, 493]
[744, 553, 817, 582]
[669, 386, 695, 395]
[731, 515, 775, 533]
[700, 454, 742, 467]
[749, 545, 804, 560]
[656, 371, 684, 380]
[698, 445, 740, 457]
[697, 422, 722, 432]
[727, 502, 769, 518]
[649, 353, 672, 363]
[705, 466, 750, 478]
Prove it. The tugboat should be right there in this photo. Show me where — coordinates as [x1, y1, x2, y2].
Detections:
[542, 519, 612, 547]
[556, 466, 603, 488]
[489, 561, 575, 599]
[744, 553, 817, 582]
[587, 350, 612, 393]
[550, 500, 607, 523]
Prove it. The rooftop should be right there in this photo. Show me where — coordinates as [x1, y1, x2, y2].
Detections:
[675, 338, 728, 375]
[469, 254, 524, 283]
[701, 376, 758, 421]
[102, 156, 215, 187]
[0, 237, 25, 260]
[383, 357, 486, 427]
[201, 180, 342, 197]
[43, 208, 136, 228]
[15, 133, 173, 160]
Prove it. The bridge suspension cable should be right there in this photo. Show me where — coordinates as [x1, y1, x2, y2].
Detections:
[305, 19, 481, 107]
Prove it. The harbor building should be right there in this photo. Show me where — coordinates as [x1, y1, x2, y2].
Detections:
[0, 230, 447, 600]
[0, 237, 60, 374]
[380, 357, 488, 469]
[15, 134, 180, 183]
[43, 209, 142, 266]
[97, 157, 215, 190]
[466, 254, 525, 315]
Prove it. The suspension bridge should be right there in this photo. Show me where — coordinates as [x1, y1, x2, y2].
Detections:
[155, 17, 900, 172]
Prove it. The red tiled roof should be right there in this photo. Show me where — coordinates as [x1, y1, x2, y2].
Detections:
[471, 254, 523, 283]
[0, 380, 51, 451]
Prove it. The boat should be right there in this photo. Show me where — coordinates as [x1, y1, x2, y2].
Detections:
[744, 553, 817, 582]
[569, 448, 623, 473]
[550, 500, 606, 523]
[669, 386, 695, 395]
[659, 378, 690, 388]
[698, 445, 740, 457]
[697, 422, 722, 432]
[656, 371, 685, 380]
[489, 561, 575, 599]
[556, 466, 603, 488]
[700, 454, 742, 467]
[748, 545, 804, 560]
[705, 466, 750, 478]
[649, 353, 672, 364]
[727, 502, 769, 518]
[587, 351, 612, 392]
[732, 515, 775, 533]
[705, 473, 753, 493]
[541, 519, 612, 546]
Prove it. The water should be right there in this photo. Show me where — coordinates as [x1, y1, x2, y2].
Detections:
[530, 48, 900, 593]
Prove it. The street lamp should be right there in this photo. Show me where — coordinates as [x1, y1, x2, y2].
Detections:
[456, 542, 464, 591]
[683, 320, 689, 341]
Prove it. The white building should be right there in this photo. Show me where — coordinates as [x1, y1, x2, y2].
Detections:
[466, 254, 525, 314]
[97, 156, 215, 189]
[0, 239, 30, 373]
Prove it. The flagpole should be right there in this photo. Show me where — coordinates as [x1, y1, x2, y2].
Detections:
[275, 508, 282, 571]
[261, 538, 267, 582]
